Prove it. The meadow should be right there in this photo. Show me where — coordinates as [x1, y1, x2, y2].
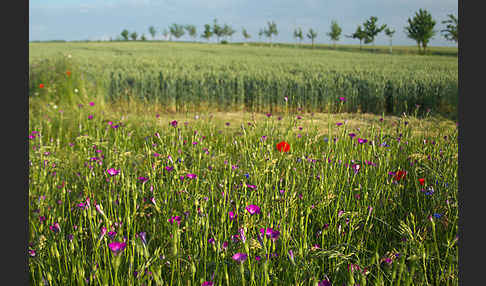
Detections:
[28, 42, 458, 285]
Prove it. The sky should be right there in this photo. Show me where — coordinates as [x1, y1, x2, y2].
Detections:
[29, 0, 458, 47]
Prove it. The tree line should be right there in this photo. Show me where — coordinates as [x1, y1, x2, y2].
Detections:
[116, 9, 457, 54]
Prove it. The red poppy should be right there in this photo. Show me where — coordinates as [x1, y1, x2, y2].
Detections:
[276, 141, 290, 152]
[39, 83, 44, 88]
[418, 178, 425, 186]
[66, 71, 72, 76]
[394, 170, 407, 181]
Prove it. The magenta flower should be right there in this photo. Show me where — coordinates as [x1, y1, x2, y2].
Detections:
[246, 184, 257, 190]
[336, 122, 343, 126]
[255, 255, 262, 261]
[169, 216, 182, 225]
[357, 138, 368, 144]
[201, 282, 213, 286]
[49, 223, 60, 233]
[232, 252, 248, 263]
[108, 241, 127, 256]
[107, 168, 120, 176]
[89, 101, 95, 106]
[138, 176, 149, 183]
[88, 115, 94, 120]
[170, 120, 178, 127]
[222, 241, 228, 250]
[245, 204, 261, 215]
[228, 211, 237, 221]
[208, 238, 215, 245]
[186, 173, 197, 179]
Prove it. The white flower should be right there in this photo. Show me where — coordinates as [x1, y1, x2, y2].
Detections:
[74, 88, 79, 93]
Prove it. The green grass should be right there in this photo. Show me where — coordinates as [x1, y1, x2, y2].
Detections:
[29, 41, 458, 119]
[28, 92, 458, 285]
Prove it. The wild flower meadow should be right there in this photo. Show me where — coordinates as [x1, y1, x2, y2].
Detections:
[28, 48, 458, 286]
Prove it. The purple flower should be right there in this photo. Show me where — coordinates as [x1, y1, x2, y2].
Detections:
[186, 173, 197, 179]
[108, 231, 117, 239]
[255, 255, 262, 261]
[106, 168, 120, 176]
[349, 133, 356, 138]
[336, 122, 343, 126]
[201, 282, 213, 286]
[260, 228, 280, 241]
[357, 138, 368, 144]
[138, 176, 149, 183]
[222, 241, 228, 250]
[170, 120, 178, 127]
[88, 115, 94, 120]
[245, 204, 261, 215]
[165, 166, 174, 172]
[232, 253, 248, 263]
[288, 249, 294, 261]
[208, 238, 215, 245]
[138, 232, 147, 245]
[318, 278, 331, 286]
[239, 228, 246, 243]
[228, 211, 237, 221]
[29, 249, 36, 257]
[89, 101, 95, 106]
[339, 97, 346, 102]
[108, 241, 127, 256]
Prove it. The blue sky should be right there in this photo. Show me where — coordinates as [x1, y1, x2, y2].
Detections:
[29, 0, 458, 46]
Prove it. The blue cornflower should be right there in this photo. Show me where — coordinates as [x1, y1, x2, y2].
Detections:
[433, 213, 442, 219]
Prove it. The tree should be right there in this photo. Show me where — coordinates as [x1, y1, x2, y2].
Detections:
[201, 24, 213, 42]
[121, 29, 129, 41]
[293, 27, 303, 45]
[222, 24, 236, 42]
[384, 27, 395, 54]
[258, 29, 264, 41]
[140, 34, 147, 41]
[212, 19, 224, 43]
[242, 28, 251, 42]
[184, 24, 197, 42]
[347, 25, 367, 50]
[162, 29, 169, 41]
[327, 20, 342, 49]
[363, 16, 387, 50]
[307, 28, 318, 48]
[169, 23, 185, 41]
[148, 26, 156, 40]
[441, 13, 458, 43]
[130, 31, 138, 41]
[405, 9, 436, 54]
[263, 21, 278, 46]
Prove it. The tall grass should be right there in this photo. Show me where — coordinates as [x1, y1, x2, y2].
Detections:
[28, 86, 458, 285]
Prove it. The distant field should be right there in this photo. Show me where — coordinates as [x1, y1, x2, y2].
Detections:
[29, 41, 458, 119]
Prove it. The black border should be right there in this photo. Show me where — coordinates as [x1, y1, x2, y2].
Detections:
[8, 0, 29, 284]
